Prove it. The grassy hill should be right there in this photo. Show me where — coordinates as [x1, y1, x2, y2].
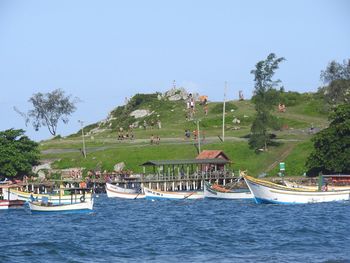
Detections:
[40, 90, 328, 177]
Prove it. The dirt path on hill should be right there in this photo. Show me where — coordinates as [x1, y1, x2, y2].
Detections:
[265, 143, 297, 173]
[41, 136, 303, 155]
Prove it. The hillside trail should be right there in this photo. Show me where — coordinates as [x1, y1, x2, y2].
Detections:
[265, 143, 297, 173]
[41, 136, 302, 155]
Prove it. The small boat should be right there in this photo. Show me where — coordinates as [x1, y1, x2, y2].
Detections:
[143, 187, 203, 200]
[106, 182, 145, 199]
[243, 175, 350, 204]
[3, 187, 92, 205]
[204, 181, 253, 199]
[0, 199, 26, 210]
[28, 188, 94, 213]
[0, 185, 26, 210]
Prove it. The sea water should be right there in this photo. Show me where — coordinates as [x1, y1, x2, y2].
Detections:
[1, 195, 350, 263]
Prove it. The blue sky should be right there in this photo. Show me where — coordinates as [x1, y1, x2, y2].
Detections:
[0, 0, 349, 141]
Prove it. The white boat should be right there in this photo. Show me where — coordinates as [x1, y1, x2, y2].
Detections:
[0, 185, 26, 209]
[243, 175, 350, 204]
[28, 188, 94, 213]
[2, 187, 92, 205]
[143, 187, 203, 200]
[204, 181, 253, 199]
[105, 182, 145, 199]
[0, 199, 26, 210]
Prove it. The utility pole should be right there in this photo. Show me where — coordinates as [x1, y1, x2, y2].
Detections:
[197, 119, 201, 153]
[222, 81, 227, 142]
[78, 120, 86, 158]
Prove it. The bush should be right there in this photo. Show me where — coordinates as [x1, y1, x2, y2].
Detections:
[211, 102, 238, 114]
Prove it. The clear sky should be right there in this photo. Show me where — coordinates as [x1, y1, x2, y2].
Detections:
[0, 0, 349, 141]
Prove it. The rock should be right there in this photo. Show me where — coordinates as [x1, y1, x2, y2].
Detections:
[114, 162, 125, 172]
[157, 94, 162, 100]
[163, 87, 188, 100]
[32, 163, 52, 174]
[168, 94, 182, 101]
[232, 118, 241, 124]
[130, 109, 152, 118]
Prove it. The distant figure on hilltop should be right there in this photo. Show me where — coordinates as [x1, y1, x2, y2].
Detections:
[239, 90, 244, 101]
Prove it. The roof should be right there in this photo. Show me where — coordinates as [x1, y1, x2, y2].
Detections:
[141, 158, 230, 166]
[196, 150, 230, 160]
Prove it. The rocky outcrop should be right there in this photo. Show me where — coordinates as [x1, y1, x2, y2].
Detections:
[130, 109, 153, 118]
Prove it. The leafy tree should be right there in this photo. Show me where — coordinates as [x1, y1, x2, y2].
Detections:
[249, 53, 285, 151]
[319, 59, 350, 106]
[0, 129, 40, 178]
[320, 59, 350, 84]
[15, 89, 78, 136]
[306, 104, 350, 176]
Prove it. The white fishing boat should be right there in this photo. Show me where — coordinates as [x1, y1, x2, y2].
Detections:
[243, 175, 350, 204]
[2, 187, 92, 205]
[105, 182, 145, 199]
[0, 185, 26, 210]
[0, 199, 26, 210]
[143, 187, 203, 200]
[204, 181, 253, 199]
[28, 188, 94, 213]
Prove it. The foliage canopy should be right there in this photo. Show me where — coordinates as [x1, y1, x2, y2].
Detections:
[0, 129, 40, 178]
[306, 104, 350, 176]
[16, 89, 78, 136]
[249, 53, 285, 152]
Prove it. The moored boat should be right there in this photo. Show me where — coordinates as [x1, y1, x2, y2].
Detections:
[143, 187, 203, 200]
[106, 182, 145, 199]
[204, 181, 253, 199]
[28, 188, 94, 213]
[3, 187, 92, 205]
[243, 175, 350, 204]
[0, 185, 26, 209]
[0, 199, 26, 210]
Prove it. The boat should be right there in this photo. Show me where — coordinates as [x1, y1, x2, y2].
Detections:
[143, 187, 203, 200]
[105, 182, 145, 199]
[204, 181, 253, 199]
[0, 185, 26, 210]
[243, 174, 350, 204]
[2, 187, 92, 205]
[28, 188, 94, 213]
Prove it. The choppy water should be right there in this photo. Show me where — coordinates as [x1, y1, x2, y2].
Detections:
[1, 195, 350, 263]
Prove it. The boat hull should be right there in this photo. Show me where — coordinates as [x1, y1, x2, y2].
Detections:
[28, 199, 94, 213]
[244, 175, 350, 204]
[105, 183, 145, 199]
[0, 199, 26, 210]
[2, 188, 92, 205]
[143, 187, 203, 200]
[204, 182, 253, 199]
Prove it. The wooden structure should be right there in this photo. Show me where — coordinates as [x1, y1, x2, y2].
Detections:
[196, 150, 230, 172]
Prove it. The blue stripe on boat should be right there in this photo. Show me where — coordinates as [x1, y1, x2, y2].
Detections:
[30, 209, 93, 214]
[254, 197, 297, 205]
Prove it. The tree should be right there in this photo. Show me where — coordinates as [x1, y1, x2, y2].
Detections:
[15, 89, 78, 136]
[0, 129, 40, 178]
[306, 104, 350, 176]
[320, 59, 350, 84]
[319, 59, 350, 106]
[249, 53, 285, 151]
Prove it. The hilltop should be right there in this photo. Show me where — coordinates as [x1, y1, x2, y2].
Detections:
[40, 88, 329, 177]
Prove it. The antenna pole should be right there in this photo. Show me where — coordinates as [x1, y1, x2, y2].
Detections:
[222, 82, 227, 142]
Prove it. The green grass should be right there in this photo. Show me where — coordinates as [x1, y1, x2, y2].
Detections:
[269, 140, 314, 176]
[40, 92, 329, 177]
